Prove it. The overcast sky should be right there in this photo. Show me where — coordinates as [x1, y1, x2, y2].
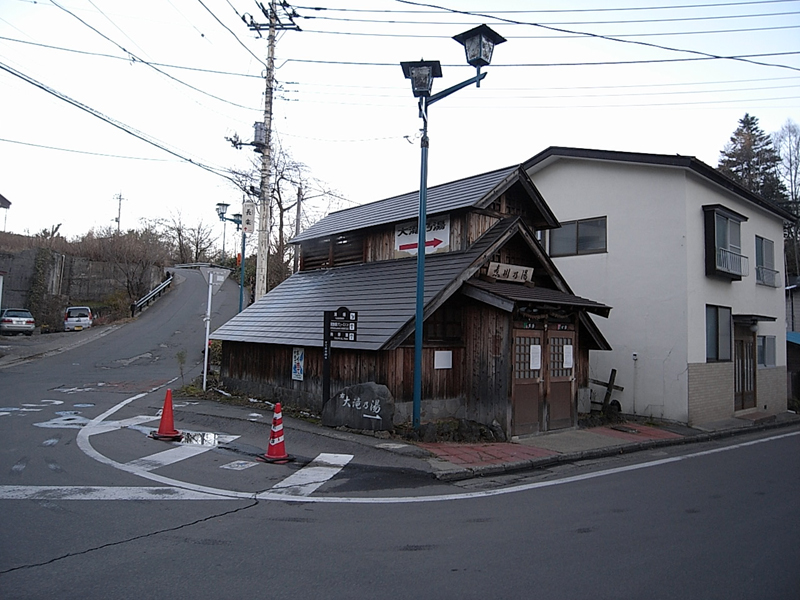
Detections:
[1, 0, 798, 244]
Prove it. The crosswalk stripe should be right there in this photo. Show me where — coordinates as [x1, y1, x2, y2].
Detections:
[265, 453, 353, 497]
[126, 445, 218, 471]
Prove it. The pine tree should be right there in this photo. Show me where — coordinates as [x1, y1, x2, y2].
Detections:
[718, 113, 788, 206]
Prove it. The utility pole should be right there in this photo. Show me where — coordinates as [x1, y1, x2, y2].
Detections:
[294, 183, 302, 273]
[243, 1, 300, 301]
[114, 193, 125, 233]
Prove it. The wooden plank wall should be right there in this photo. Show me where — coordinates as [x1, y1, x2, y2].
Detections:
[221, 340, 470, 412]
[464, 300, 511, 428]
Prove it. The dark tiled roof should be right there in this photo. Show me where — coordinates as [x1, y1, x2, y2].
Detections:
[212, 218, 514, 350]
[291, 165, 519, 243]
[464, 279, 611, 317]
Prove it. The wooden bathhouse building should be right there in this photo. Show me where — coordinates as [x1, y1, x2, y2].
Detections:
[211, 164, 611, 436]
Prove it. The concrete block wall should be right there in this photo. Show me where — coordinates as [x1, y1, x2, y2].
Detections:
[688, 361, 734, 425]
[757, 366, 788, 414]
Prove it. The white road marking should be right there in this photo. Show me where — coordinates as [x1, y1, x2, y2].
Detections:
[267, 453, 353, 497]
[63, 391, 800, 504]
[126, 445, 221, 472]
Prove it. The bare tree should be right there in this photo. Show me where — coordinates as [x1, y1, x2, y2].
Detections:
[774, 119, 800, 279]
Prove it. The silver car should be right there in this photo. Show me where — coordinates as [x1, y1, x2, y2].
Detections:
[64, 306, 93, 331]
[0, 308, 35, 336]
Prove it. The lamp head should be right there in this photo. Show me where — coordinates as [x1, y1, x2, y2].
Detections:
[216, 202, 230, 220]
[400, 60, 442, 97]
[453, 24, 506, 68]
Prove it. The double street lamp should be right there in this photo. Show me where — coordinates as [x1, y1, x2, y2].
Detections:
[216, 202, 246, 313]
[401, 25, 506, 430]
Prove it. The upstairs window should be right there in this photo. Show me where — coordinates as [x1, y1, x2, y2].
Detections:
[703, 205, 749, 280]
[706, 304, 732, 362]
[549, 216, 607, 257]
[755, 236, 780, 287]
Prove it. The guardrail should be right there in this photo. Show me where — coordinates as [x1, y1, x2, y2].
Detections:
[133, 273, 174, 315]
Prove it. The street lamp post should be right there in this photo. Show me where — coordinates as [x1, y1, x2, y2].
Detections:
[216, 202, 230, 261]
[401, 25, 506, 430]
[215, 203, 246, 313]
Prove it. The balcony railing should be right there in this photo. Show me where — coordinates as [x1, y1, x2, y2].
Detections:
[756, 265, 781, 288]
[716, 247, 749, 277]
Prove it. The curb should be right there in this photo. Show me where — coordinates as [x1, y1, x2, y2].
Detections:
[431, 416, 800, 482]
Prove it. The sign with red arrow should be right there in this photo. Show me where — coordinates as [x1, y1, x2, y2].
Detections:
[394, 215, 450, 258]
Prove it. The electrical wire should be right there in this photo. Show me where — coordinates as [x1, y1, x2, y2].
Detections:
[297, 23, 800, 39]
[277, 50, 800, 69]
[0, 35, 264, 79]
[0, 59, 238, 185]
[394, 0, 800, 73]
[298, 1, 800, 15]
[51, 0, 258, 110]
[196, 0, 267, 68]
[299, 10, 800, 26]
[0, 137, 173, 161]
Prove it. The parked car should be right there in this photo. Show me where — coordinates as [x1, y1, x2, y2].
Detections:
[64, 306, 93, 332]
[0, 308, 35, 336]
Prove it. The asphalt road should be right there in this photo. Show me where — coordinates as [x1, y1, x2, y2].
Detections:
[1, 268, 798, 599]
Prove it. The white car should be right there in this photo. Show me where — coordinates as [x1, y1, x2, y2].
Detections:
[64, 306, 93, 331]
[0, 308, 35, 336]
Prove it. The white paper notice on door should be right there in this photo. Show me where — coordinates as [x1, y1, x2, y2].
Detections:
[563, 344, 574, 369]
[530, 345, 542, 371]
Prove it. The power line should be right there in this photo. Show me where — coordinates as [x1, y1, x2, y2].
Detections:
[0, 137, 172, 161]
[196, 0, 268, 68]
[297, 23, 800, 39]
[278, 50, 800, 69]
[394, 0, 800, 73]
[0, 59, 238, 185]
[300, 1, 800, 14]
[298, 9, 800, 26]
[51, 0, 258, 110]
[0, 35, 264, 79]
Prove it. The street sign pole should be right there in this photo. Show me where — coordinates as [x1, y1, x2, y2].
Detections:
[200, 267, 231, 391]
[322, 307, 358, 409]
[323, 310, 332, 408]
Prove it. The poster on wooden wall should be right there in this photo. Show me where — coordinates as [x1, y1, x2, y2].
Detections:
[292, 347, 304, 381]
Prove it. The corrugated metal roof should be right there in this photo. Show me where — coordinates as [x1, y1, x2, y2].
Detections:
[464, 279, 611, 317]
[291, 165, 519, 243]
[212, 218, 513, 351]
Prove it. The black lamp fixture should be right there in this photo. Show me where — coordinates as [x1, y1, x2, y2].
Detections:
[215, 202, 230, 220]
[400, 60, 442, 98]
[453, 24, 506, 86]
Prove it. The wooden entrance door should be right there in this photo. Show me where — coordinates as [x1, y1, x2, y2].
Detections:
[511, 330, 542, 435]
[546, 330, 575, 430]
[734, 327, 756, 410]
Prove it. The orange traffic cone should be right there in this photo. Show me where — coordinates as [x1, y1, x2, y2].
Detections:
[257, 402, 293, 463]
[149, 389, 183, 441]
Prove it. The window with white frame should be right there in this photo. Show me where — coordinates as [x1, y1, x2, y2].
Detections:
[549, 216, 607, 257]
[703, 205, 749, 280]
[755, 236, 780, 287]
[757, 335, 776, 367]
[706, 304, 732, 362]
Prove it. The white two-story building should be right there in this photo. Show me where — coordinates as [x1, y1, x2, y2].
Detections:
[524, 147, 794, 426]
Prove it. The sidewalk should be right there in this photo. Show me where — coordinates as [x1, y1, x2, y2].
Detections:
[172, 394, 800, 482]
[418, 412, 800, 481]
